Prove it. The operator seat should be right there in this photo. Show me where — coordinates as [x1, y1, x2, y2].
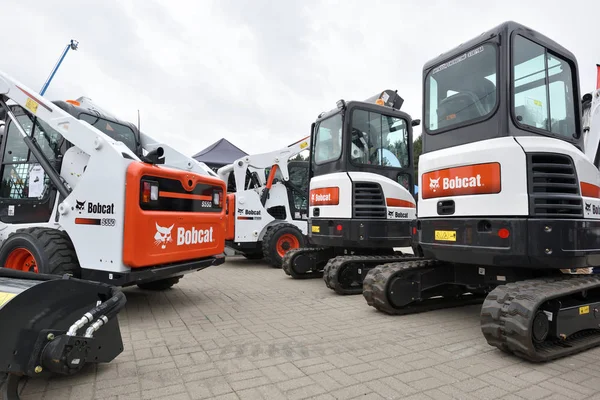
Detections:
[437, 91, 489, 129]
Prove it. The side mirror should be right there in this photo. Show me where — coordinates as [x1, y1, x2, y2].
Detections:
[411, 119, 421, 127]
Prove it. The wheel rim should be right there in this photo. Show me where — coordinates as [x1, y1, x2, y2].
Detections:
[5, 248, 38, 273]
[276, 234, 300, 258]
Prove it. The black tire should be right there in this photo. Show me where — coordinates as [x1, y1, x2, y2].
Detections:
[0, 227, 81, 277]
[137, 276, 181, 291]
[262, 223, 306, 268]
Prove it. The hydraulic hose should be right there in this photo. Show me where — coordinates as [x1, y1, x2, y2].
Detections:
[67, 287, 126, 336]
[0, 268, 63, 282]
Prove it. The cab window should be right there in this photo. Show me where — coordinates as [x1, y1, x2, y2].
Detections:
[512, 34, 576, 138]
[425, 43, 498, 132]
[0, 114, 62, 199]
[350, 109, 409, 168]
[79, 113, 138, 153]
[313, 114, 342, 165]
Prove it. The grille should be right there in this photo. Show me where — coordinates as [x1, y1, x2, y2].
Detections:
[527, 153, 582, 218]
[353, 182, 386, 219]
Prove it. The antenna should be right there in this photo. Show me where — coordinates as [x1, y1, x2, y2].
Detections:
[137, 109, 141, 132]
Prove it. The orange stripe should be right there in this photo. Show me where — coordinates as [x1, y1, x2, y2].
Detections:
[159, 191, 211, 201]
[581, 182, 600, 198]
[386, 198, 416, 208]
[75, 217, 100, 225]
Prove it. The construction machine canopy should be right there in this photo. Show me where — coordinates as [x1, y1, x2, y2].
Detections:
[422, 20, 582, 154]
[192, 138, 247, 170]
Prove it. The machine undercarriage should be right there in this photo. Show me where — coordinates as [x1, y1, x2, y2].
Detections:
[363, 259, 600, 362]
[283, 247, 419, 294]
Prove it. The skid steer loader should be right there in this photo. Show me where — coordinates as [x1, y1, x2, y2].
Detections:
[217, 137, 311, 267]
[363, 20, 600, 362]
[0, 70, 226, 291]
[282, 90, 423, 294]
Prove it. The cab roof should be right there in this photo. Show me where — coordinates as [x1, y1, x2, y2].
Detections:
[423, 20, 578, 74]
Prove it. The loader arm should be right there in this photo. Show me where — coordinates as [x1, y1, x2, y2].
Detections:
[0, 72, 139, 163]
[218, 135, 311, 197]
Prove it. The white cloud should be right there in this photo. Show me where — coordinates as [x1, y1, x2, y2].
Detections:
[1, 0, 598, 159]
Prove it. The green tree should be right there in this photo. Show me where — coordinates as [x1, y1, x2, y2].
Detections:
[290, 153, 306, 161]
[413, 134, 422, 183]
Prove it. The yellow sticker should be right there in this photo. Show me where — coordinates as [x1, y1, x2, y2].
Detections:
[311, 225, 320, 233]
[533, 99, 542, 107]
[0, 292, 16, 307]
[300, 141, 308, 149]
[435, 230, 457, 241]
[579, 305, 590, 315]
[25, 97, 39, 114]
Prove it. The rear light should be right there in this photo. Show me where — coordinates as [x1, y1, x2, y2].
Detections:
[498, 228, 510, 239]
[142, 181, 159, 203]
[336, 224, 342, 231]
[213, 190, 223, 207]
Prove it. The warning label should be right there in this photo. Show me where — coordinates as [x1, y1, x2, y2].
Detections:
[0, 291, 16, 308]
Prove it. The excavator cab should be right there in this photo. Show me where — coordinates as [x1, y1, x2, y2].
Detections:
[309, 90, 415, 193]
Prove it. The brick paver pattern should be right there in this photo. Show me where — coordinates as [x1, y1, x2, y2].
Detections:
[18, 256, 600, 400]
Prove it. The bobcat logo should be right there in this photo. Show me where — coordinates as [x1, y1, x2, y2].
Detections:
[388, 210, 394, 217]
[586, 202, 591, 212]
[76, 200, 86, 211]
[238, 208, 244, 214]
[429, 177, 440, 192]
[154, 223, 174, 249]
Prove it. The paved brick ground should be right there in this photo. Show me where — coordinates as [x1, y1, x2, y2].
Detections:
[17, 255, 600, 400]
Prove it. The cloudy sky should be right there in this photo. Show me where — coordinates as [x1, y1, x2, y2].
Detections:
[2, 0, 599, 158]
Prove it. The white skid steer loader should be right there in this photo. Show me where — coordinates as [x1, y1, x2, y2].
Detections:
[217, 137, 311, 267]
[0, 70, 227, 291]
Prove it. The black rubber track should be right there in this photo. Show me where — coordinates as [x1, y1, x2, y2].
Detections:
[481, 274, 600, 362]
[323, 254, 422, 295]
[362, 260, 487, 315]
[282, 247, 326, 279]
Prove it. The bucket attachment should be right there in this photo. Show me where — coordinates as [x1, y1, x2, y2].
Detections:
[0, 269, 126, 400]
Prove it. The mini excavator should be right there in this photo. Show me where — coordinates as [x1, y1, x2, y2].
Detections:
[283, 90, 422, 294]
[363, 20, 600, 362]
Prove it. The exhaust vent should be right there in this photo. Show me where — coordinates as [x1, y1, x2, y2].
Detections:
[353, 182, 386, 219]
[527, 153, 582, 218]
